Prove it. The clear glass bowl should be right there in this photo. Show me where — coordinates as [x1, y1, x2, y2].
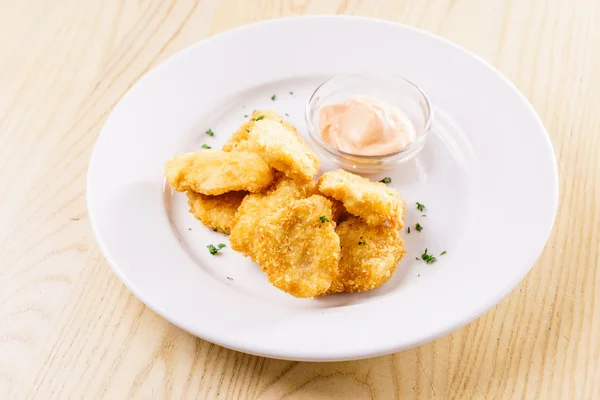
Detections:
[305, 74, 432, 174]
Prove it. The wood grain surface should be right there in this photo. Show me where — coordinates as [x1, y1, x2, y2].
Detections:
[1, 0, 599, 398]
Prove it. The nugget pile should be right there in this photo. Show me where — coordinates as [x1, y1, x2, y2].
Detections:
[165, 110, 407, 298]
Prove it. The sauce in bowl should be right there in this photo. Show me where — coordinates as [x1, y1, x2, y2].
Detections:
[319, 96, 416, 156]
[306, 74, 432, 173]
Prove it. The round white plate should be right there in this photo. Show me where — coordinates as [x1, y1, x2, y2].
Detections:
[87, 16, 558, 361]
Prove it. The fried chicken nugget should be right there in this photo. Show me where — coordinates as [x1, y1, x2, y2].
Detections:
[317, 169, 405, 228]
[245, 119, 320, 182]
[222, 110, 297, 152]
[187, 191, 246, 234]
[229, 177, 317, 259]
[328, 217, 406, 293]
[165, 150, 274, 195]
[254, 195, 340, 298]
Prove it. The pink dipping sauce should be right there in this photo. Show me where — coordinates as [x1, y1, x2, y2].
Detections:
[319, 96, 416, 156]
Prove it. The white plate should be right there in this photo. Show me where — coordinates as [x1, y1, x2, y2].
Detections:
[87, 16, 558, 361]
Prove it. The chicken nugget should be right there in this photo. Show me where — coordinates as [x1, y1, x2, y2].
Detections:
[328, 217, 406, 293]
[187, 191, 246, 234]
[245, 119, 320, 182]
[229, 177, 317, 259]
[318, 169, 405, 228]
[254, 195, 340, 298]
[222, 110, 297, 152]
[165, 150, 274, 195]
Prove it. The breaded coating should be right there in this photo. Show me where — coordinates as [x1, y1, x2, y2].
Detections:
[229, 177, 317, 259]
[317, 169, 405, 228]
[187, 191, 246, 234]
[165, 150, 274, 195]
[329, 217, 406, 293]
[222, 110, 297, 152]
[245, 119, 320, 182]
[330, 199, 350, 223]
[254, 195, 340, 298]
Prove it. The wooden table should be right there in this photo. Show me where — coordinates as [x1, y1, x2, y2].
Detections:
[1, 0, 598, 398]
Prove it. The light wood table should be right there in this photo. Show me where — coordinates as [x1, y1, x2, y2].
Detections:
[1, 0, 599, 398]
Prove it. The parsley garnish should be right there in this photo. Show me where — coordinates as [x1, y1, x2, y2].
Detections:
[415, 223, 423, 232]
[379, 177, 392, 184]
[289, 91, 294, 95]
[358, 237, 366, 245]
[415, 257, 420, 260]
[416, 202, 426, 212]
[207, 243, 226, 255]
[244, 114, 248, 118]
[253, 115, 265, 121]
[226, 276, 233, 281]
[271, 95, 277, 101]
[245, 127, 250, 132]
[205, 129, 214, 136]
[285, 113, 289, 116]
[421, 248, 437, 264]
[440, 251, 447, 256]
[319, 216, 330, 223]
[201, 144, 211, 149]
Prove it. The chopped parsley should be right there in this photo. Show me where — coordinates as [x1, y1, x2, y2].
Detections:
[201, 144, 211, 149]
[415, 223, 423, 232]
[440, 251, 447, 256]
[319, 216, 330, 223]
[289, 91, 294, 95]
[244, 114, 248, 118]
[271, 95, 277, 101]
[205, 129, 214, 136]
[285, 113, 289, 116]
[245, 127, 250, 132]
[253, 115, 265, 121]
[421, 248, 437, 264]
[358, 237, 366, 245]
[226, 276, 233, 281]
[379, 177, 392, 184]
[188, 228, 192, 231]
[416, 202, 426, 212]
[407, 227, 411, 234]
[207, 243, 226, 255]
[415, 257, 420, 260]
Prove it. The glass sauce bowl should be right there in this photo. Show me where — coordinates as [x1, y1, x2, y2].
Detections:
[305, 74, 432, 174]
